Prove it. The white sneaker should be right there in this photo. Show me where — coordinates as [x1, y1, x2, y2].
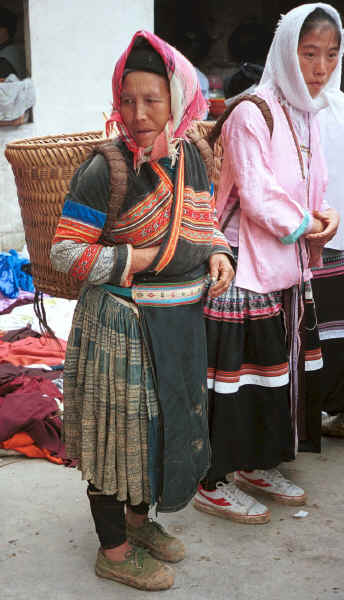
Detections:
[234, 469, 307, 506]
[193, 480, 270, 524]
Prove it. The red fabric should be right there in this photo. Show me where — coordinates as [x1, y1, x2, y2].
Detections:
[0, 375, 62, 442]
[1, 432, 63, 464]
[0, 325, 41, 342]
[0, 335, 66, 366]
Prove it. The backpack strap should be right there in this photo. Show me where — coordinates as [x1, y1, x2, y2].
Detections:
[94, 138, 128, 245]
[187, 120, 216, 183]
[188, 94, 274, 230]
[237, 94, 273, 137]
[208, 93, 274, 148]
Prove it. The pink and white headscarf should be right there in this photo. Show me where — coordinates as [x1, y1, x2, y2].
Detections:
[106, 30, 208, 170]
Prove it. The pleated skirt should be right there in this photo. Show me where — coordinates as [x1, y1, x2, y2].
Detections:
[312, 248, 344, 415]
[204, 278, 322, 482]
[62, 285, 159, 505]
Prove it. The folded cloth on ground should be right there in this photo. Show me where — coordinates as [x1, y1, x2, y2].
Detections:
[0, 335, 66, 366]
[0, 361, 63, 396]
[0, 250, 34, 298]
[0, 290, 35, 315]
[0, 325, 41, 342]
[0, 375, 63, 449]
[1, 432, 64, 464]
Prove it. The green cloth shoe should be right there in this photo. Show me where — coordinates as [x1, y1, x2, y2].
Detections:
[126, 519, 185, 563]
[95, 546, 174, 591]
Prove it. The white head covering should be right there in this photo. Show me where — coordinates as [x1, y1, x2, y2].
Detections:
[260, 3, 344, 120]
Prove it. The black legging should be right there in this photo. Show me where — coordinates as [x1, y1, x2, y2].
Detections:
[87, 483, 149, 549]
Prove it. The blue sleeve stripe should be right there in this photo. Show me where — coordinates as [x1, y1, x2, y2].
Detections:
[62, 199, 107, 228]
[280, 212, 311, 245]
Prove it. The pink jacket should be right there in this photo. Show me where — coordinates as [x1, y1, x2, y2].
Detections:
[217, 87, 329, 293]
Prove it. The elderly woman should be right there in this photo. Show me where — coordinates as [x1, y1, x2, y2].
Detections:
[194, 4, 341, 524]
[50, 31, 233, 591]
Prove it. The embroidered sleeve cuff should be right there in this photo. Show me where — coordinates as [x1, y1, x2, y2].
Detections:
[210, 245, 237, 270]
[108, 244, 131, 285]
[280, 212, 311, 245]
[120, 244, 133, 286]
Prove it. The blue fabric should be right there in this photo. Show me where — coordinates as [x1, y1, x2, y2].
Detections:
[62, 198, 107, 228]
[102, 283, 133, 298]
[158, 157, 176, 183]
[0, 250, 35, 298]
[281, 212, 311, 245]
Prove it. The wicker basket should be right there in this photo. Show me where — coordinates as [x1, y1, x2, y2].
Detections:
[5, 131, 105, 299]
[5, 125, 221, 300]
[192, 120, 223, 197]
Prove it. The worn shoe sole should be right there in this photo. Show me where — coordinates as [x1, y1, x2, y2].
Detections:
[235, 479, 307, 506]
[193, 498, 271, 524]
[95, 562, 174, 591]
[126, 534, 185, 563]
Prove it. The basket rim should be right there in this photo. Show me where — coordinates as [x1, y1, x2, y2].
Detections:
[5, 130, 105, 150]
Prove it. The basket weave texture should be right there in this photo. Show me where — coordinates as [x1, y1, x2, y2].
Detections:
[5, 131, 104, 299]
[5, 125, 221, 300]
[189, 120, 223, 197]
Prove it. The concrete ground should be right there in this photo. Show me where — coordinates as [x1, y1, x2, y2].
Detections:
[1, 436, 343, 600]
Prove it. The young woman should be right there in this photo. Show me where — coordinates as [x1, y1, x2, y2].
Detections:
[50, 31, 233, 591]
[194, 3, 341, 524]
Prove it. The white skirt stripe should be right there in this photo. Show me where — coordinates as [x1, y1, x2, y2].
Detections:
[208, 372, 290, 394]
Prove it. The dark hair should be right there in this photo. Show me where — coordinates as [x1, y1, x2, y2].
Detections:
[125, 38, 167, 79]
[224, 63, 263, 99]
[299, 8, 341, 45]
[227, 23, 273, 63]
[0, 7, 17, 41]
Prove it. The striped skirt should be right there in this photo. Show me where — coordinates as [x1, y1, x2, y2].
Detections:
[62, 285, 159, 505]
[312, 248, 344, 415]
[204, 278, 323, 482]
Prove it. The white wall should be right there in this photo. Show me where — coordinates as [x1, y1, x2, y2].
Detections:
[1, 0, 154, 251]
[29, 0, 154, 134]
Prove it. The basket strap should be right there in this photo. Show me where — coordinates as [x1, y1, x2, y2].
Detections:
[95, 139, 128, 244]
[234, 94, 274, 138]
[187, 121, 215, 183]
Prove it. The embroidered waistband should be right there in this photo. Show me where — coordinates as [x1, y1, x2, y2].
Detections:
[103, 277, 206, 307]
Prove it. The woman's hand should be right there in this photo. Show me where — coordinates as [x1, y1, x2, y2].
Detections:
[122, 246, 160, 287]
[306, 209, 339, 247]
[208, 253, 235, 298]
[130, 246, 160, 274]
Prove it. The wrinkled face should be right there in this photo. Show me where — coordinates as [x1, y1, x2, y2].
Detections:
[297, 24, 340, 97]
[120, 71, 171, 148]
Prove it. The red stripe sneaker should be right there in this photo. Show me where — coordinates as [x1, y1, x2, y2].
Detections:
[234, 469, 307, 506]
[193, 481, 270, 524]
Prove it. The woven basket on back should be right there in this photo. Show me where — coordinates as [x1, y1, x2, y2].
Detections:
[5, 131, 104, 299]
[4, 124, 222, 300]
[192, 120, 223, 197]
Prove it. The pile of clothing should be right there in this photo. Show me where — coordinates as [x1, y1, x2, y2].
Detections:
[0, 249, 76, 465]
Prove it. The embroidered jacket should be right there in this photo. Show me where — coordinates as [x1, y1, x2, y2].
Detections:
[51, 140, 231, 286]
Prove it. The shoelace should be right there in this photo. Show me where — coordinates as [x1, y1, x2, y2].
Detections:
[216, 480, 257, 507]
[125, 546, 150, 569]
[146, 519, 170, 539]
[253, 469, 296, 493]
